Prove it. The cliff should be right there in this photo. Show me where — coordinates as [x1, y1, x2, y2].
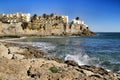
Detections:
[0, 42, 119, 80]
[0, 13, 95, 37]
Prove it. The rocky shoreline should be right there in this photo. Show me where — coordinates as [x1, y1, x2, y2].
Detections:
[0, 42, 120, 80]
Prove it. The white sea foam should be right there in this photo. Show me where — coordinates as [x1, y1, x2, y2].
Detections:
[65, 52, 92, 65]
[117, 70, 120, 73]
[18, 42, 56, 51]
[0, 37, 56, 54]
[0, 37, 27, 42]
[106, 69, 111, 72]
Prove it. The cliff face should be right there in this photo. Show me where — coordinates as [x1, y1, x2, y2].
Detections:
[0, 13, 95, 36]
[0, 22, 24, 35]
[0, 22, 95, 36]
[65, 23, 95, 36]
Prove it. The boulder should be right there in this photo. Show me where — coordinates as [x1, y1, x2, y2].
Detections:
[65, 60, 79, 66]
[0, 43, 13, 59]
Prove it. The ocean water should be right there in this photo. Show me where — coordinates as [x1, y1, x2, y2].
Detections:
[14, 33, 120, 72]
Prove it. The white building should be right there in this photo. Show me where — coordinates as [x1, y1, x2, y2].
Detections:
[61, 16, 69, 24]
[73, 18, 85, 25]
[0, 12, 31, 23]
[24, 13, 31, 22]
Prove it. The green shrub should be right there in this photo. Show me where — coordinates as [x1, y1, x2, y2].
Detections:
[49, 67, 58, 73]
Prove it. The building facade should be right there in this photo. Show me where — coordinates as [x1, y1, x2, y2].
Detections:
[0, 13, 31, 23]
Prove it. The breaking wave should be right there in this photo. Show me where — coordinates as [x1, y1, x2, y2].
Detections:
[64, 49, 97, 66]
[65, 53, 91, 65]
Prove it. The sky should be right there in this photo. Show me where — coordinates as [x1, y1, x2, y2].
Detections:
[0, 0, 120, 32]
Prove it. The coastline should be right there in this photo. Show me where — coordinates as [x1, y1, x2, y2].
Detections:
[0, 39, 120, 80]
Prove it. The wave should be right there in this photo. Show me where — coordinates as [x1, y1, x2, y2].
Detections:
[64, 51, 97, 66]
[16, 42, 56, 54]
[0, 37, 56, 54]
[0, 37, 27, 42]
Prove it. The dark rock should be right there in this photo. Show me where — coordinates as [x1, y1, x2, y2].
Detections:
[65, 60, 79, 66]
[47, 57, 64, 63]
[79, 65, 108, 75]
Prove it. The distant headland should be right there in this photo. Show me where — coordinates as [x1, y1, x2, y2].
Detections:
[0, 12, 95, 37]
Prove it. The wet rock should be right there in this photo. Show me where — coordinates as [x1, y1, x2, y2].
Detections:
[79, 65, 108, 75]
[65, 60, 79, 66]
[22, 45, 44, 59]
[47, 57, 64, 63]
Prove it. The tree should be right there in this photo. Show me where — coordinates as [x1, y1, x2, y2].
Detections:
[76, 17, 80, 20]
[42, 13, 47, 18]
[21, 22, 28, 30]
[55, 16, 59, 20]
[31, 14, 37, 22]
[50, 13, 54, 17]
[33, 14, 37, 19]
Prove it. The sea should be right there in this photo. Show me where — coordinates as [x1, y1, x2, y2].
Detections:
[11, 32, 120, 73]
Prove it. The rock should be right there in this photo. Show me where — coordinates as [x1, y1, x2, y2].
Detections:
[1, 23, 24, 35]
[51, 23, 64, 36]
[0, 42, 120, 80]
[82, 69, 95, 77]
[0, 21, 2, 34]
[0, 55, 120, 80]
[0, 42, 44, 60]
[79, 65, 108, 75]
[65, 60, 79, 66]
[0, 43, 13, 59]
[8, 46, 25, 54]
[12, 54, 24, 59]
[47, 57, 64, 63]
[0, 18, 95, 36]
[22, 45, 44, 59]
